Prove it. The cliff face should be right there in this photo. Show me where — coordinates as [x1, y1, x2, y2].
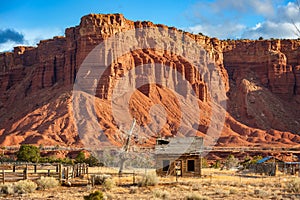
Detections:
[223, 40, 300, 135]
[0, 14, 299, 147]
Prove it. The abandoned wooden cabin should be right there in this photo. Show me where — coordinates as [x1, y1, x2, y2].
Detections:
[155, 137, 203, 177]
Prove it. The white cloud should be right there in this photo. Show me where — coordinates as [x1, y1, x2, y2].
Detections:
[187, 0, 300, 39]
[188, 23, 245, 39]
[242, 21, 300, 39]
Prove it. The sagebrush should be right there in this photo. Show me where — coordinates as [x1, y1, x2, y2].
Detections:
[14, 180, 37, 194]
[102, 178, 115, 191]
[185, 192, 210, 200]
[285, 178, 300, 193]
[37, 176, 59, 190]
[84, 190, 104, 200]
[0, 183, 14, 194]
[138, 173, 159, 187]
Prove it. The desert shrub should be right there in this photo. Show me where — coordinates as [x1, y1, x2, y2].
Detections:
[285, 178, 300, 193]
[138, 172, 159, 187]
[129, 186, 138, 194]
[0, 183, 14, 194]
[84, 190, 104, 200]
[14, 180, 37, 194]
[153, 189, 170, 199]
[185, 192, 210, 200]
[212, 160, 221, 169]
[102, 178, 115, 191]
[254, 189, 270, 198]
[229, 188, 238, 194]
[224, 155, 239, 169]
[214, 188, 229, 196]
[201, 158, 209, 168]
[94, 174, 111, 185]
[37, 176, 59, 190]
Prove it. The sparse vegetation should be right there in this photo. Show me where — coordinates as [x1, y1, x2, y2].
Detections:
[14, 180, 37, 194]
[185, 192, 210, 200]
[253, 189, 270, 198]
[0, 183, 14, 194]
[37, 176, 59, 190]
[153, 189, 170, 199]
[94, 174, 111, 185]
[84, 190, 104, 200]
[138, 172, 159, 187]
[102, 178, 115, 191]
[212, 160, 221, 169]
[285, 178, 300, 193]
[223, 155, 238, 169]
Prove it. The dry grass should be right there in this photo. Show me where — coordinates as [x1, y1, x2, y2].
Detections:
[0, 167, 298, 199]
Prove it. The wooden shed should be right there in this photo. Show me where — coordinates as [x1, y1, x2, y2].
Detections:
[155, 137, 203, 177]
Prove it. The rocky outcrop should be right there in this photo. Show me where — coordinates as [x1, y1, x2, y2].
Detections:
[223, 40, 300, 134]
[0, 14, 299, 147]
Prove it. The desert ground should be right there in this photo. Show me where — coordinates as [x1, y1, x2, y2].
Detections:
[0, 167, 299, 200]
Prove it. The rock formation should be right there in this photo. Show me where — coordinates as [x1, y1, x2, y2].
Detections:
[0, 14, 300, 148]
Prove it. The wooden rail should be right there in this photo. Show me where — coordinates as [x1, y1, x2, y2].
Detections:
[0, 163, 89, 184]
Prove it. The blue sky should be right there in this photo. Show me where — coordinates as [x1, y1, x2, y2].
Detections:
[0, 0, 299, 52]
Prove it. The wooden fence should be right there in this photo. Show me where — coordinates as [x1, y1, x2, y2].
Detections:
[0, 163, 88, 184]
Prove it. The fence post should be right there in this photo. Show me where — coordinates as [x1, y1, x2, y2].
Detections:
[48, 169, 50, 177]
[79, 163, 81, 176]
[71, 165, 75, 178]
[133, 172, 135, 185]
[66, 167, 69, 181]
[34, 165, 37, 174]
[86, 164, 89, 175]
[2, 169, 5, 184]
[91, 175, 95, 187]
[12, 165, 15, 173]
[76, 164, 79, 177]
[24, 165, 28, 180]
[58, 164, 62, 183]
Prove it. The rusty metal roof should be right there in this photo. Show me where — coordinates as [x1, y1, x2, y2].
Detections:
[155, 137, 203, 155]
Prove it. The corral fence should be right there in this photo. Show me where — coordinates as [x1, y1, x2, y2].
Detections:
[0, 163, 88, 184]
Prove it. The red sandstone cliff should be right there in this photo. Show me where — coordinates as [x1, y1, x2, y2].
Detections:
[0, 14, 300, 148]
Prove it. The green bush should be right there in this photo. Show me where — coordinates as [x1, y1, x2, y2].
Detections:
[85, 155, 102, 167]
[14, 180, 37, 194]
[75, 151, 86, 163]
[212, 160, 221, 169]
[16, 144, 40, 163]
[37, 176, 59, 190]
[84, 190, 104, 200]
[138, 172, 159, 187]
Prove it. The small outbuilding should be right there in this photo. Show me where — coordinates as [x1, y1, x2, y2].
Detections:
[254, 156, 300, 176]
[155, 137, 203, 177]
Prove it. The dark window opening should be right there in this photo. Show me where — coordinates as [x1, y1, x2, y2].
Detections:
[187, 160, 195, 172]
[162, 160, 170, 171]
